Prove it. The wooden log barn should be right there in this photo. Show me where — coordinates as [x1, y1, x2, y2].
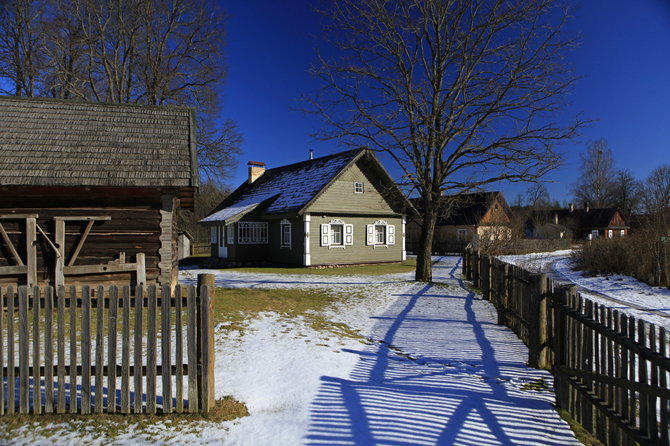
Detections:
[0, 97, 198, 289]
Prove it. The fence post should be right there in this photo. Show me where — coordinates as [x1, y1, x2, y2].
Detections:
[497, 263, 509, 325]
[553, 285, 575, 410]
[528, 273, 548, 369]
[473, 250, 480, 287]
[481, 255, 490, 300]
[462, 248, 469, 279]
[197, 274, 215, 412]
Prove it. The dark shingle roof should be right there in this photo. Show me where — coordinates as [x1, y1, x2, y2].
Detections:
[551, 208, 626, 229]
[411, 191, 510, 225]
[0, 96, 198, 188]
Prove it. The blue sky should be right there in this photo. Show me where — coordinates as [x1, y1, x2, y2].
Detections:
[219, 0, 670, 204]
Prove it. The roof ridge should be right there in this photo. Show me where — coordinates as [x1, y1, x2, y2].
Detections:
[262, 148, 364, 173]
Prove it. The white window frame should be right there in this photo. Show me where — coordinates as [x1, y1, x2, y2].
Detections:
[238, 222, 268, 244]
[366, 220, 395, 247]
[218, 225, 224, 247]
[354, 181, 364, 194]
[608, 229, 613, 239]
[320, 219, 353, 249]
[280, 219, 291, 248]
[590, 230, 599, 240]
[620, 229, 625, 238]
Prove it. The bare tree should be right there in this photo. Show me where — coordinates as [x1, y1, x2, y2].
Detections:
[311, 0, 584, 281]
[0, 0, 241, 183]
[571, 138, 617, 208]
[0, 0, 47, 96]
[525, 183, 551, 208]
[640, 165, 670, 285]
[611, 168, 640, 220]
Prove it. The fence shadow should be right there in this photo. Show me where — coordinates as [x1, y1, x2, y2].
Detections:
[305, 258, 577, 445]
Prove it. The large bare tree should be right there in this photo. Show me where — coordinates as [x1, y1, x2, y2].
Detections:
[0, 0, 240, 184]
[571, 138, 617, 208]
[311, 0, 584, 281]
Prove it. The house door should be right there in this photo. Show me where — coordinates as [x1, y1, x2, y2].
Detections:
[218, 225, 228, 258]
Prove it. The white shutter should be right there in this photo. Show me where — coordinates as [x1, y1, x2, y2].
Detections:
[387, 225, 396, 245]
[344, 224, 354, 245]
[321, 224, 330, 246]
[366, 224, 375, 245]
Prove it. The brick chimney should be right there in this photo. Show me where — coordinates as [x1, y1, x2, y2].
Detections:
[248, 161, 266, 183]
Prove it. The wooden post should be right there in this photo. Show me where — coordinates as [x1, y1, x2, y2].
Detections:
[55, 219, 65, 289]
[473, 250, 480, 287]
[197, 274, 215, 412]
[497, 263, 509, 325]
[528, 273, 548, 369]
[136, 253, 146, 288]
[26, 217, 37, 289]
[481, 255, 490, 300]
[462, 248, 470, 279]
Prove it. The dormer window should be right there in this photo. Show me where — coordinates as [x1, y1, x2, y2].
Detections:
[354, 181, 364, 194]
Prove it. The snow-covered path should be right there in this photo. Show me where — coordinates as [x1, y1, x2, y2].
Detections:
[303, 257, 578, 445]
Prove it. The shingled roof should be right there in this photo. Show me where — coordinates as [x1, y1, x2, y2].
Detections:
[201, 149, 410, 224]
[0, 96, 198, 188]
[410, 191, 511, 225]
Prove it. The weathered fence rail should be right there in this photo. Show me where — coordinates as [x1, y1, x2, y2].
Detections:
[0, 283, 214, 415]
[464, 248, 670, 446]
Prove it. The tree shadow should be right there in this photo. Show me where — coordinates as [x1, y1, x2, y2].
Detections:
[305, 257, 578, 445]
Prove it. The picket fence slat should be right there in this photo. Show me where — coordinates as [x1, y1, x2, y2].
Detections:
[465, 249, 670, 446]
[1, 281, 213, 416]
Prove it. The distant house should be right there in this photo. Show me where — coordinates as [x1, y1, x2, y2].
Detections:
[0, 96, 198, 289]
[528, 204, 629, 240]
[200, 149, 413, 266]
[406, 191, 513, 254]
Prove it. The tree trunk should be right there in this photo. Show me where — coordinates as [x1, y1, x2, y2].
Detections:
[415, 207, 438, 282]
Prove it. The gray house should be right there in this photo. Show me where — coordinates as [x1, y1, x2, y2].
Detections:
[200, 149, 412, 266]
[0, 96, 198, 289]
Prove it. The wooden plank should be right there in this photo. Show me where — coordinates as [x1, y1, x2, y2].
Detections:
[0, 222, 24, 265]
[121, 286, 131, 414]
[175, 286, 184, 413]
[146, 286, 157, 414]
[628, 316, 637, 435]
[648, 324, 658, 442]
[0, 214, 39, 219]
[95, 286, 105, 414]
[638, 319, 648, 437]
[32, 286, 42, 414]
[136, 253, 146, 287]
[44, 286, 54, 413]
[81, 286, 92, 414]
[108, 286, 119, 413]
[187, 286, 198, 412]
[19, 286, 29, 414]
[0, 287, 4, 415]
[583, 299, 593, 434]
[659, 327, 668, 446]
[57, 286, 66, 413]
[133, 286, 144, 414]
[200, 284, 215, 412]
[161, 285, 173, 413]
[7, 286, 15, 414]
[69, 286, 77, 414]
[619, 313, 629, 424]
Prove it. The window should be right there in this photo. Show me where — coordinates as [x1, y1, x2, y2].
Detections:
[354, 181, 364, 194]
[608, 229, 613, 239]
[227, 224, 235, 245]
[366, 220, 395, 246]
[320, 219, 353, 248]
[457, 229, 468, 242]
[218, 226, 224, 247]
[620, 230, 625, 238]
[281, 219, 291, 248]
[590, 230, 599, 240]
[238, 222, 268, 244]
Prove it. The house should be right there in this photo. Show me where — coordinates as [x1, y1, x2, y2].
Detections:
[528, 203, 629, 240]
[200, 149, 412, 266]
[0, 96, 198, 289]
[406, 191, 513, 254]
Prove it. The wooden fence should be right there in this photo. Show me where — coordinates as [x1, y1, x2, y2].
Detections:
[0, 283, 214, 415]
[464, 248, 670, 446]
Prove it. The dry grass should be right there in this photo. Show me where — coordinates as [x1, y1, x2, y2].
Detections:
[227, 258, 416, 276]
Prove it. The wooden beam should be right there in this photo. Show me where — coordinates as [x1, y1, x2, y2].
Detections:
[53, 216, 111, 222]
[0, 265, 28, 275]
[64, 263, 137, 276]
[55, 219, 65, 289]
[67, 220, 94, 267]
[26, 218, 37, 288]
[0, 222, 24, 266]
[0, 214, 39, 220]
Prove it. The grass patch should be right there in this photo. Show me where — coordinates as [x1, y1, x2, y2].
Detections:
[520, 378, 550, 392]
[226, 258, 416, 276]
[0, 397, 248, 442]
[557, 409, 606, 446]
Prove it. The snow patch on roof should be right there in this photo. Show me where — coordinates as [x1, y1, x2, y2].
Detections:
[200, 201, 263, 223]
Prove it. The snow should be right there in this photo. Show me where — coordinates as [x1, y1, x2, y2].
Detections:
[199, 201, 263, 223]
[499, 250, 670, 329]
[5, 256, 579, 445]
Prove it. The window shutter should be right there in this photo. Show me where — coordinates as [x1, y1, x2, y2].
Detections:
[210, 226, 216, 244]
[366, 224, 374, 245]
[344, 224, 354, 245]
[321, 224, 330, 246]
[227, 224, 235, 245]
[387, 225, 396, 245]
